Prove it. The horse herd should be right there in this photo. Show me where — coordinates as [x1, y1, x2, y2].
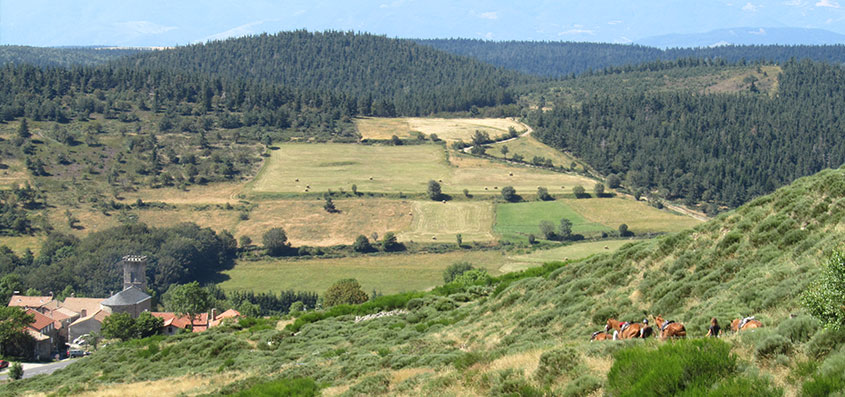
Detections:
[591, 316, 763, 342]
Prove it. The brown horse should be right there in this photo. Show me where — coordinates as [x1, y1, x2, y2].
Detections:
[731, 317, 763, 332]
[606, 318, 649, 339]
[654, 316, 687, 340]
[590, 330, 612, 341]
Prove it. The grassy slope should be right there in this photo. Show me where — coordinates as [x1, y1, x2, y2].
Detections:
[355, 117, 527, 142]
[8, 166, 843, 396]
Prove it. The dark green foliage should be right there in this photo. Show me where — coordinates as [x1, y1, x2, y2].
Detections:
[164, 281, 212, 321]
[618, 224, 632, 237]
[572, 185, 586, 198]
[353, 235, 374, 253]
[443, 262, 474, 284]
[0, 307, 34, 357]
[489, 369, 543, 397]
[262, 227, 290, 256]
[120, 31, 527, 116]
[323, 196, 336, 213]
[802, 351, 845, 397]
[453, 351, 487, 370]
[539, 220, 556, 240]
[9, 362, 23, 380]
[501, 186, 517, 202]
[537, 186, 552, 201]
[608, 338, 779, 396]
[101, 313, 139, 341]
[531, 60, 845, 208]
[607, 174, 621, 189]
[381, 232, 403, 252]
[806, 327, 845, 359]
[802, 251, 845, 330]
[427, 180, 442, 201]
[232, 377, 319, 397]
[418, 39, 845, 77]
[593, 183, 605, 196]
[323, 279, 368, 307]
[0, 46, 141, 67]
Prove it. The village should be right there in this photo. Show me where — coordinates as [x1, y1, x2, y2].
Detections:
[5, 256, 240, 362]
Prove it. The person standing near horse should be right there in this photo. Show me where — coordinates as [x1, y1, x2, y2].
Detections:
[706, 317, 720, 337]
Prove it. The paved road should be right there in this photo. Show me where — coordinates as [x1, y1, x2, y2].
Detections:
[0, 359, 79, 380]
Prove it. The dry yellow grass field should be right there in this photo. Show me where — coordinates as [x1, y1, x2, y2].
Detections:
[118, 182, 247, 205]
[248, 143, 596, 197]
[0, 159, 29, 189]
[69, 373, 243, 397]
[236, 199, 413, 246]
[565, 197, 703, 233]
[355, 117, 528, 142]
[487, 134, 579, 168]
[398, 201, 495, 243]
[0, 235, 44, 255]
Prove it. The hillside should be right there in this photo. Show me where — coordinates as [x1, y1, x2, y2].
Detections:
[5, 166, 843, 396]
[0, 46, 141, 67]
[118, 30, 533, 116]
[639, 27, 845, 48]
[418, 39, 845, 77]
[529, 59, 845, 209]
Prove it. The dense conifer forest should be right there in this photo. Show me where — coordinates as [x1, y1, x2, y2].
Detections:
[529, 59, 845, 209]
[419, 39, 845, 77]
[116, 30, 532, 116]
[0, 45, 142, 67]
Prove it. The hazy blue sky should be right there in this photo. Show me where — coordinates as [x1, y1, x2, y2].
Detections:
[1, 0, 844, 46]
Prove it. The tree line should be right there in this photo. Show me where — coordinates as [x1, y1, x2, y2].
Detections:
[529, 59, 845, 209]
[419, 39, 845, 77]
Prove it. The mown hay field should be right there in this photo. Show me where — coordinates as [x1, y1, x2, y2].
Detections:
[249, 143, 597, 196]
[355, 117, 528, 142]
[397, 201, 495, 243]
[219, 250, 508, 294]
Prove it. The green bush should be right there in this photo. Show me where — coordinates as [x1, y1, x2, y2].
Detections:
[802, 351, 845, 397]
[534, 345, 580, 385]
[607, 338, 738, 396]
[560, 374, 602, 397]
[776, 315, 820, 344]
[755, 334, 792, 359]
[453, 351, 487, 371]
[443, 262, 474, 283]
[806, 327, 845, 359]
[489, 369, 543, 397]
[233, 377, 319, 396]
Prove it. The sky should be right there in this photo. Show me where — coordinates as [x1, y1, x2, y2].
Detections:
[1, 0, 844, 47]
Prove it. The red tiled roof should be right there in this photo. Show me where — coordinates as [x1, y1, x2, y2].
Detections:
[25, 308, 54, 331]
[49, 307, 80, 322]
[25, 327, 50, 341]
[210, 309, 242, 327]
[151, 312, 210, 332]
[8, 295, 54, 308]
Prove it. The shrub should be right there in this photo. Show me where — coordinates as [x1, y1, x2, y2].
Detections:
[591, 307, 619, 326]
[776, 315, 820, 344]
[560, 374, 602, 397]
[755, 334, 792, 359]
[534, 345, 580, 385]
[489, 369, 543, 397]
[9, 362, 23, 380]
[234, 377, 319, 396]
[802, 251, 845, 330]
[802, 350, 845, 397]
[323, 279, 369, 307]
[806, 327, 845, 359]
[537, 186, 552, 201]
[342, 373, 390, 396]
[427, 180, 442, 200]
[443, 262, 474, 283]
[573, 185, 586, 198]
[607, 339, 738, 396]
[453, 351, 486, 370]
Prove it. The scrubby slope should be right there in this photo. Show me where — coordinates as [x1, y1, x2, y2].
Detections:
[4, 166, 843, 396]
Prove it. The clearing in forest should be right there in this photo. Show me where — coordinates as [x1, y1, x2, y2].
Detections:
[487, 134, 580, 169]
[355, 117, 528, 142]
[249, 143, 597, 196]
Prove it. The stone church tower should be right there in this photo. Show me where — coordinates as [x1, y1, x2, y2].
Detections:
[121, 255, 148, 291]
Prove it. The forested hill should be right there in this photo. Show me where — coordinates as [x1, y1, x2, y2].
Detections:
[0, 45, 142, 67]
[418, 39, 845, 77]
[117, 30, 534, 116]
[529, 59, 845, 210]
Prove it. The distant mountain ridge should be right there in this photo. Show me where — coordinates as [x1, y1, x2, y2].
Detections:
[638, 27, 845, 49]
